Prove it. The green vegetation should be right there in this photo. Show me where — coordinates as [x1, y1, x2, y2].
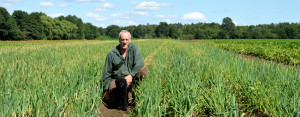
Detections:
[213, 39, 300, 66]
[1, 40, 299, 116]
[2, 6, 300, 40]
[135, 40, 300, 116]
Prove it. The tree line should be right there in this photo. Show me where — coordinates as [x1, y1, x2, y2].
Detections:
[0, 7, 99, 40]
[1, 7, 300, 40]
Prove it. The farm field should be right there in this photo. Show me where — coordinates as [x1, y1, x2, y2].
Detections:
[212, 39, 300, 67]
[0, 39, 299, 116]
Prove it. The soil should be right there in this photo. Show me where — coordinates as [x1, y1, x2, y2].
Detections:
[98, 97, 134, 117]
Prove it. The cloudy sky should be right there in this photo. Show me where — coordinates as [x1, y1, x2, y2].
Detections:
[1, 0, 300, 27]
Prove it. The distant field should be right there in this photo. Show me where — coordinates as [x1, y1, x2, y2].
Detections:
[212, 39, 300, 66]
[210, 39, 300, 42]
[1, 39, 299, 116]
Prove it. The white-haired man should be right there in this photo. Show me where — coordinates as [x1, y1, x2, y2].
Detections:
[102, 30, 147, 106]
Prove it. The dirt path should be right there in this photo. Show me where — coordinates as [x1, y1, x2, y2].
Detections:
[98, 95, 134, 117]
[98, 42, 168, 117]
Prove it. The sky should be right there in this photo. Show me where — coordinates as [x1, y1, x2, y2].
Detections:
[1, 0, 300, 28]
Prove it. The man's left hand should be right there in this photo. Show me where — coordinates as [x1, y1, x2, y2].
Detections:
[124, 75, 133, 87]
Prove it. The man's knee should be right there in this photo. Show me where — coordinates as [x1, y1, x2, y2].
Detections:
[109, 80, 116, 91]
[138, 68, 149, 78]
[103, 80, 117, 104]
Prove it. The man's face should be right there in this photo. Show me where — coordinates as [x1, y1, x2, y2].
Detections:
[119, 32, 131, 50]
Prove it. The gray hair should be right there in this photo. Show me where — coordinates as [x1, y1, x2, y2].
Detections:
[119, 30, 131, 39]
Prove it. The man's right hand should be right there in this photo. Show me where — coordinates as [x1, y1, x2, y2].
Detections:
[124, 75, 133, 87]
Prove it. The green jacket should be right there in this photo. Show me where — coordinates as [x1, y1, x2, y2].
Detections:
[102, 43, 144, 91]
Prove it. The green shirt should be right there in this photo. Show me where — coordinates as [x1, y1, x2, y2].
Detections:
[102, 43, 144, 91]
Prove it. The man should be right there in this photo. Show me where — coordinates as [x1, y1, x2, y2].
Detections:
[102, 30, 146, 106]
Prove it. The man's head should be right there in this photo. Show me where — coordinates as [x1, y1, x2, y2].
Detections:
[119, 30, 131, 50]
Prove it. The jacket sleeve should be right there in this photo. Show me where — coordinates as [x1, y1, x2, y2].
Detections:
[130, 45, 144, 77]
[102, 53, 113, 91]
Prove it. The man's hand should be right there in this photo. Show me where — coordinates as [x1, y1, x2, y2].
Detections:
[124, 75, 133, 87]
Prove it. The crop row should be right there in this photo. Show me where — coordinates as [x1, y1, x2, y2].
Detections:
[134, 40, 300, 116]
[0, 40, 162, 116]
[1, 39, 299, 116]
[213, 40, 300, 66]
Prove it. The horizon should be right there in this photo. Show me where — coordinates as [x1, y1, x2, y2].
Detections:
[1, 0, 300, 28]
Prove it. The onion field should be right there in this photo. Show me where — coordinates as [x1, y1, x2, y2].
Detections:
[0, 39, 299, 116]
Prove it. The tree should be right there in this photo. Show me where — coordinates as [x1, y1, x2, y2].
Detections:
[286, 23, 299, 39]
[106, 25, 121, 39]
[57, 15, 85, 39]
[133, 25, 146, 38]
[0, 7, 23, 40]
[155, 22, 169, 38]
[13, 11, 47, 40]
[220, 17, 236, 39]
[28, 12, 46, 40]
[84, 23, 99, 39]
[145, 23, 156, 38]
[124, 25, 136, 37]
[168, 23, 182, 39]
[40, 15, 55, 40]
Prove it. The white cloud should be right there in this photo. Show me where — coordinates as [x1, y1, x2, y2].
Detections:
[169, 15, 177, 18]
[59, 4, 68, 7]
[94, 8, 106, 11]
[63, 0, 104, 2]
[77, 0, 92, 2]
[0, 0, 21, 7]
[86, 12, 108, 21]
[166, 19, 171, 23]
[49, 13, 65, 18]
[102, 3, 114, 8]
[0, 3, 12, 7]
[3, 0, 21, 3]
[233, 20, 237, 25]
[94, 2, 114, 12]
[155, 14, 177, 19]
[155, 15, 166, 18]
[39, 2, 55, 7]
[111, 12, 122, 17]
[128, 20, 136, 25]
[115, 20, 137, 26]
[130, 1, 137, 5]
[182, 12, 207, 20]
[126, 11, 148, 15]
[136, 1, 169, 10]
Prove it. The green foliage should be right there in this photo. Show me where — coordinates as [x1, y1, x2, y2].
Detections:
[106, 25, 121, 39]
[0, 7, 24, 40]
[133, 25, 146, 38]
[155, 22, 169, 38]
[84, 23, 100, 40]
[57, 15, 85, 39]
[1, 7, 101, 40]
[214, 40, 300, 66]
[2, 7, 300, 40]
[41, 15, 78, 40]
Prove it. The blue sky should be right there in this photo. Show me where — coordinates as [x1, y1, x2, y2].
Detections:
[1, 0, 300, 27]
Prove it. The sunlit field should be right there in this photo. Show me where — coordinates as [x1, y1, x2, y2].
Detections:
[1, 39, 299, 116]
